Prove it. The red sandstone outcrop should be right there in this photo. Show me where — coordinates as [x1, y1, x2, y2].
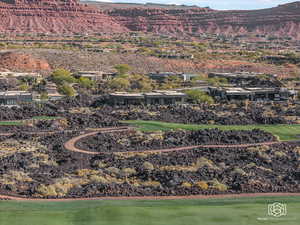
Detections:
[106, 2, 300, 39]
[0, 0, 127, 34]
[0, 52, 51, 71]
[0, 0, 300, 39]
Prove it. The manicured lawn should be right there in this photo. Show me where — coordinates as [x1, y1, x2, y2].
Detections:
[0, 121, 24, 126]
[0, 196, 299, 225]
[123, 120, 300, 141]
[0, 116, 61, 126]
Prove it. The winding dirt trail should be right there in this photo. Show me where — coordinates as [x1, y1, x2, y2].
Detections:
[63, 127, 281, 155]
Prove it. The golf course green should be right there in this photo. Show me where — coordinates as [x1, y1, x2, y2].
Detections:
[124, 120, 300, 141]
[0, 196, 299, 225]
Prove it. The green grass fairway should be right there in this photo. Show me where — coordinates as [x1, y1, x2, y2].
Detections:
[0, 197, 299, 225]
[123, 120, 300, 141]
[0, 116, 61, 126]
[0, 121, 23, 126]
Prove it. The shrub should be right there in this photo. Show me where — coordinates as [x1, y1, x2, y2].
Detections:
[142, 180, 161, 187]
[106, 167, 120, 175]
[231, 168, 247, 176]
[121, 168, 137, 177]
[143, 162, 154, 171]
[92, 160, 107, 168]
[36, 184, 57, 197]
[58, 83, 75, 97]
[196, 157, 217, 169]
[51, 69, 77, 85]
[181, 182, 192, 188]
[195, 181, 209, 190]
[210, 179, 228, 191]
[185, 89, 214, 104]
[89, 175, 108, 183]
[76, 169, 99, 177]
[274, 151, 287, 158]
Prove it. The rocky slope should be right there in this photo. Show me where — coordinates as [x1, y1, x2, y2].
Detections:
[106, 2, 300, 39]
[0, 0, 300, 39]
[0, 0, 127, 34]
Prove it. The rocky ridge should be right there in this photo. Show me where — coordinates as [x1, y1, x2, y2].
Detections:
[0, 0, 299, 39]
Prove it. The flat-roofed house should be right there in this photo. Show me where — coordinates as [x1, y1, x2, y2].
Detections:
[209, 87, 297, 101]
[109, 91, 186, 105]
[0, 91, 32, 105]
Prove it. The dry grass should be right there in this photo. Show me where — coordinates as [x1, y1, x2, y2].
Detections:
[35, 177, 86, 197]
[195, 181, 209, 190]
[160, 157, 219, 172]
[209, 179, 228, 191]
[0, 170, 33, 185]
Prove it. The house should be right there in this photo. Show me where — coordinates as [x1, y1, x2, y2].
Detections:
[147, 72, 198, 82]
[0, 91, 32, 105]
[45, 82, 63, 100]
[75, 71, 117, 81]
[109, 91, 187, 105]
[209, 87, 297, 101]
[0, 71, 41, 79]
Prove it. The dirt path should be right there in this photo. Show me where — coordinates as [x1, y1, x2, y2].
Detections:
[1, 192, 300, 202]
[63, 127, 133, 154]
[64, 127, 281, 154]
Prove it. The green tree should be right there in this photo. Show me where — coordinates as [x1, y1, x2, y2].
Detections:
[160, 75, 182, 89]
[58, 83, 75, 97]
[129, 74, 155, 91]
[19, 83, 29, 91]
[40, 92, 48, 100]
[51, 69, 77, 85]
[185, 89, 214, 104]
[108, 77, 130, 90]
[114, 64, 132, 76]
[78, 77, 95, 89]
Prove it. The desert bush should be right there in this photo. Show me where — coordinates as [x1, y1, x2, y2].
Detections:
[196, 157, 218, 170]
[76, 169, 99, 177]
[274, 151, 287, 158]
[195, 181, 209, 190]
[181, 182, 192, 188]
[143, 162, 154, 171]
[210, 179, 228, 191]
[142, 180, 161, 187]
[36, 177, 83, 197]
[106, 167, 121, 175]
[121, 168, 137, 177]
[258, 152, 272, 163]
[231, 168, 247, 176]
[36, 184, 57, 197]
[247, 145, 270, 153]
[89, 175, 108, 184]
[92, 160, 107, 168]
[0, 170, 33, 185]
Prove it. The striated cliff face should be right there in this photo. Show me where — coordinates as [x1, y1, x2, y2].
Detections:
[0, 0, 127, 34]
[106, 2, 300, 39]
[0, 0, 300, 39]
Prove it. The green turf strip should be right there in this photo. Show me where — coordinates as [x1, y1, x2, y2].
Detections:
[0, 196, 299, 225]
[123, 120, 300, 141]
[0, 116, 61, 126]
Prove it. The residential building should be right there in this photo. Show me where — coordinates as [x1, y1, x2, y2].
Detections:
[0, 91, 32, 105]
[209, 87, 297, 101]
[109, 91, 186, 105]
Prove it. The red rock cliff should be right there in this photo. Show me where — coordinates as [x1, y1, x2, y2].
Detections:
[106, 2, 300, 39]
[0, 0, 300, 39]
[0, 0, 127, 34]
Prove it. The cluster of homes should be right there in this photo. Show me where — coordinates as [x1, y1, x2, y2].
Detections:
[0, 70, 297, 106]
